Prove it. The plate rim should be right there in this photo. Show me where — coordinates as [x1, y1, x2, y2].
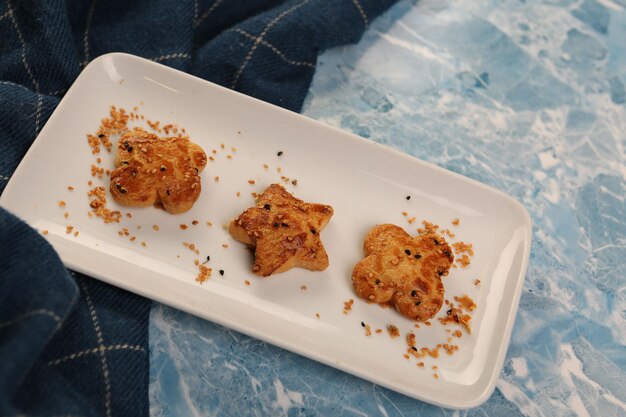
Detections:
[0, 52, 533, 409]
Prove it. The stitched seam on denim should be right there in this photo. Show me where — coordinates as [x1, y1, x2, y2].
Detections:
[7, 1, 43, 134]
[82, 0, 96, 67]
[194, 0, 224, 27]
[47, 344, 146, 366]
[350, 0, 368, 27]
[233, 28, 315, 68]
[230, 0, 312, 89]
[0, 309, 61, 330]
[79, 279, 113, 417]
[150, 53, 191, 62]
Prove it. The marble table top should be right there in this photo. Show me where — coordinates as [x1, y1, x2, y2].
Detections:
[149, 0, 626, 415]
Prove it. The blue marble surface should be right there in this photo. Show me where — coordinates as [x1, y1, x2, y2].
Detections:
[149, 0, 626, 415]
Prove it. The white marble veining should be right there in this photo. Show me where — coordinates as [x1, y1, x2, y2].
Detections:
[150, 0, 626, 415]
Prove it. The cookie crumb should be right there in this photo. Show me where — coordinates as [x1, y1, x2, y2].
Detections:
[387, 325, 400, 339]
[342, 299, 354, 315]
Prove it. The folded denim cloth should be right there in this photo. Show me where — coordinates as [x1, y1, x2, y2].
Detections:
[0, 0, 396, 415]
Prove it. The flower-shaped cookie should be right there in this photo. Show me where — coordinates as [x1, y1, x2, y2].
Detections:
[110, 130, 207, 214]
[352, 224, 454, 321]
[229, 184, 334, 276]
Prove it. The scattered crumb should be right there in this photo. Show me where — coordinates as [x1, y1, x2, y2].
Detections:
[64, 212, 69, 218]
[248, 179, 255, 185]
[194, 259, 199, 266]
[67, 186, 74, 191]
[182, 242, 200, 254]
[451, 218, 460, 226]
[236, 191, 241, 197]
[402, 211, 408, 216]
[364, 324, 372, 336]
[433, 374, 439, 379]
[73, 230, 79, 237]
[263, 164, 269, 169]
[58, 201, 66, 207]
[180, 224, 188, 230]
[417, 362, 424, 367]
[66, 226, 73, 234]
[375, 329, 382, 334]
[206, 221, 213, 227]
[316, 313, 320, 319]
[387, 325, 400, 339]
[222, 243, 229, 248]
[420, 221, 438, 234]
[456, 254, 471, 268]
[192, 220, 199, 225]
[454, 295, 477, 312]
[474, 279, 481, 286]
[452, 241, 474, 256]
[438, 306, 472, 334]
[196, 265, 212, 283]
[42, 230, 49, 235]
[126, 213, 132, 218]
[453, 330, 463, 338]
[407, 217, 416, 224]
[153, 225, 159, 231]
[141, 242, 146, 247]
[88, 187, 121, 223]
[301, 285, 307, 291]
[245, 280, 251, 286]
[442, 344, 459, 355]
[342, 299, 354, 315]
[424, 321, 432, 326]
[214, 176, 220, 182]
[404, 354, 410, 359]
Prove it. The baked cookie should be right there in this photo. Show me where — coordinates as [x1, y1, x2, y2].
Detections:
[352, 224, 454, 321]
[110, 130, 207, 214]
[229, 184, 333, 276]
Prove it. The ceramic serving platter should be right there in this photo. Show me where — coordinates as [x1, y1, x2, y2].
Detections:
[0, 53, 532, 409]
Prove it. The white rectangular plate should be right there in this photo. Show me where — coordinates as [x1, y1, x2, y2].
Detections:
[0, 53, 531, 409]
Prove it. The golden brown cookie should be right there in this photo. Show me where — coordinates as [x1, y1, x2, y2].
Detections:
[352, 224, 454, 321]
[109, 130, 207, 214]
[229, 184, 333, 276]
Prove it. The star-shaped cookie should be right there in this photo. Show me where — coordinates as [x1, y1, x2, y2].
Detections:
[110, 130, 207, 214]
[352, 224, 454, 321]
[229, 184, 334, 276]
